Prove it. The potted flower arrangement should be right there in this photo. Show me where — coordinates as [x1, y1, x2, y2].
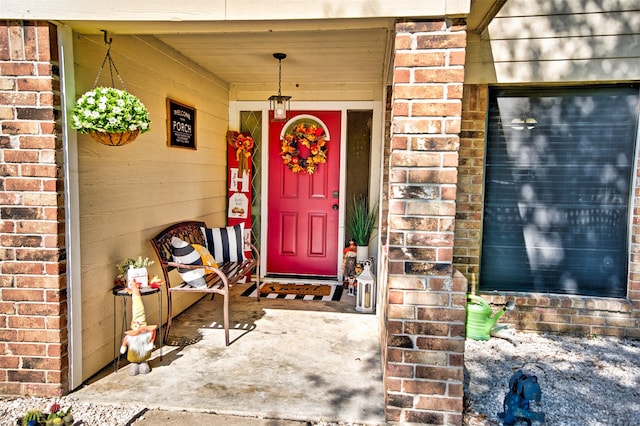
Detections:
[71, 86, 151, 146]
[17, 403, 73, 426]
[115, 256, 155, 288]
[347, 195, 378, 261]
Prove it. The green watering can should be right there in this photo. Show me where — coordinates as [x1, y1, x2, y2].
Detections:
[465, 294, 515, 341]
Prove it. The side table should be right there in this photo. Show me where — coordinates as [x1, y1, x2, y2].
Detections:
[112, 286, 163, 372]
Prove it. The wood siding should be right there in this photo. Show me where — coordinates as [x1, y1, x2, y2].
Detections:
[73, 34, 230, 379]
[0, 0, 470, 21]
[465, 0, 640, 84]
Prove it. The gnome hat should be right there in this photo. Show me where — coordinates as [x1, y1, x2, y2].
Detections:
[125, 283, 157, 336]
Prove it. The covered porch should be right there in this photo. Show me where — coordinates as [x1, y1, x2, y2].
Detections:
[72, 282, 385, 424]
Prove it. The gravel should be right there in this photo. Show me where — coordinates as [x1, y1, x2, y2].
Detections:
[463, 331, 640, 425]
[3, 332, 639, 425]
[0, 396, 145, 425]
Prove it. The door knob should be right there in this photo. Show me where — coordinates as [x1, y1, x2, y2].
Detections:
[332, 204, 339, 210]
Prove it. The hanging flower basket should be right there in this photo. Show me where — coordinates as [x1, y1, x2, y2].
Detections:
[88, 129, 140, 146]
[71, 87, 151, 147]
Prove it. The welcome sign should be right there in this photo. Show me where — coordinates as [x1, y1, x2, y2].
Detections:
[167, 98, 196, 149]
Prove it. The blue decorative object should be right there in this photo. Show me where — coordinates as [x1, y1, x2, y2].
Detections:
[498, 370, 545, 425]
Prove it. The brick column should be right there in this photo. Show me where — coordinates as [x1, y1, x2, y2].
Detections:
[384, 20, 467, 424]
[0, 20, 68, 396]
[453, 84, 487, 279]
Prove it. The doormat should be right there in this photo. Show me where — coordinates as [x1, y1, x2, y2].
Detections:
[241, 282, 343, 301]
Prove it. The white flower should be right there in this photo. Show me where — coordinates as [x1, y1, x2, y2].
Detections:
[71, 87, 151, 134]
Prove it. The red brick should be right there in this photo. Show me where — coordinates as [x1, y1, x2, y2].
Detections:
[449, 50, 466, 66]
[395, 34, 412, 50]
[16, 107, 54, 120]
[408, 169, 458, 184]
[1, 121, 40, 134]
[416, 337, 465, 352]
[18, 165, 58, 177]
[387, 362, 415, 378]
[4, 150, 39, 163]
[416, 366, 463, 381]
[0, 355, 20, 369]
[416, 33, 467, 49]
[410, 135, 459, 151]
[405, 321, 450, 336]
[23, 383, 65, 397]
[396, 21, 446, 33]
[4, 178, 42, 191]
[0, 62, 36, 76]
[395, 84, 445, 100]
[414, 68, 465, 84]
[7, 342, 47, 356]
[17, 302, 61, 316]
[405, 410, 444, 424]
[8, 315, 45, 329]
[1, 288, 45, 301]
[393, 118, 443, 134]
[403, 379, 446, 395]
[0, 23, 9, 60]
[395, 52, 446, 67]
[416, 395, 464, 412]
[20, 329, 62, 344]
[412, 101, 462, 117]
[391, 152, 441, 167]
[394, 68, 410, 84]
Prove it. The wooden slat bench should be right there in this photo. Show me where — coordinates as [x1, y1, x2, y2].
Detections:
[150, 220, 259, 346]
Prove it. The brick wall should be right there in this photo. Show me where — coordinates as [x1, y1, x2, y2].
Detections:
[385, 20, 467, 425]
[0, 20, 68, 396]
[454, 84, 640, 339]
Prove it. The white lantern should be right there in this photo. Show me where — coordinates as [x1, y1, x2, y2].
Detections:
[356, 259, 376, 313]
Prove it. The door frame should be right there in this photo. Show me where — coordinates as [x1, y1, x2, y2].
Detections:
[230, 101, 383, 280]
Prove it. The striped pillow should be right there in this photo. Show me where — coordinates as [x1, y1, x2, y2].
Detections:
[201, 223, 246, 263]
[170, 237, 207, 288]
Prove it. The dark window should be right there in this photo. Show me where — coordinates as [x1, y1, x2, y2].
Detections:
[481, 86, 639, 297]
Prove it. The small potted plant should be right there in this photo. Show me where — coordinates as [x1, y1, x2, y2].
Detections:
[116, 256, 155, 288]
[347, 195, 378, 261]
[17, 403, 73, 426]
[71, 86, 151, 146]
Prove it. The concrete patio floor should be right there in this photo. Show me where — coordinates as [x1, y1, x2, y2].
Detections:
[72, 282, 385, 425]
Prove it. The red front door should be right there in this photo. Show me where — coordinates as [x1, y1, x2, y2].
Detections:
[267, 111, 341, 277]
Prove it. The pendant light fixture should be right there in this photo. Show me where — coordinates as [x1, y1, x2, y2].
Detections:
[268, 53, 291, 122]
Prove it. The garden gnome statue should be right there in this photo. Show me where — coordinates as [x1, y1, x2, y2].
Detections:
[120, 283, 157, 376]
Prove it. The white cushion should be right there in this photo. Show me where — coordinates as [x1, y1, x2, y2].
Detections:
[170, 237, 207, 288]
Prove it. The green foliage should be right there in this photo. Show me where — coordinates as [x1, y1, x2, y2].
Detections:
[71, 87, 151, 134]
[347, 195, 378, 246]
[116, 256, 155, 280]
[22, 409, 43, 425]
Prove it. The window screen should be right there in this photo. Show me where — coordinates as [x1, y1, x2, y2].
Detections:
[481, 86, 639, 297]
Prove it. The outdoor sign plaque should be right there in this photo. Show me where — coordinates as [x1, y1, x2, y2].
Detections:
[167, 98, 196, 149]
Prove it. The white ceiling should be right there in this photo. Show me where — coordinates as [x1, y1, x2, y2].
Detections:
[63, 19, 396, 87]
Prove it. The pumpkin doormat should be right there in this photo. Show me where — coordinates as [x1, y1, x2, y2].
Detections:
[241, 282, 343, 301]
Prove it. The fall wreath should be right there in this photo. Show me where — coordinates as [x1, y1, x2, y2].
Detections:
[280, 120, 328, 174]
